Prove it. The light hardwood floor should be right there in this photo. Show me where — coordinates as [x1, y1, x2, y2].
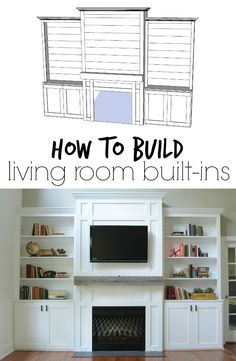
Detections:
[2, 345, 236, 361]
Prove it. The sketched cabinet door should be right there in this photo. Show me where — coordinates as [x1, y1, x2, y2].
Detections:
[63, 86, 83, 118]
[43, 84, 64, 117]
[167, 92, 192, 127]
[145, 91, 168, 124]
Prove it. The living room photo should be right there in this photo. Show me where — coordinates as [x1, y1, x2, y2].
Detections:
[1, 189, 236, 361]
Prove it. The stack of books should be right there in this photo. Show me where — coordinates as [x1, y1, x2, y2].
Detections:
[187, 224, 203, 236]
[32, 223, 53, 236]
[20, 286, 48, 299]
[166, 286, 190, 300]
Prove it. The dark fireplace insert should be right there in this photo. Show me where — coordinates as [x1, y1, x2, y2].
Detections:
[92, 306, 145, 351]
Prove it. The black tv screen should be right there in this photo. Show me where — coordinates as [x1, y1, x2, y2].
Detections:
[90, 225, 148, 263]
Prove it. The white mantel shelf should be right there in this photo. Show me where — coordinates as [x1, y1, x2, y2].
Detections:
[74, 276, 164, 285]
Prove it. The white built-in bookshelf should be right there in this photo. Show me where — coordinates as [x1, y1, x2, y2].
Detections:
[163, 208, 224, 301]
[163, 208, 224, 350]
[16, 208, 75, 301]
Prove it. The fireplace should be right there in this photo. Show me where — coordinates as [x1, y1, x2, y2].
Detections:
[92, 306, 145, 351]
[94, 91, 132, 124]
[81, 73, 144, 124]
[73, 191, 164, 353]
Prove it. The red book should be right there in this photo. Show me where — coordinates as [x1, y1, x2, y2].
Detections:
[32, 287, 40, 299]
[26, 264, 36, 278]
[166, 286, 172, 300]
[174, 287, 179, 300]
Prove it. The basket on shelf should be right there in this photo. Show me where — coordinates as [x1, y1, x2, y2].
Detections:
[192, 292, 216, 300]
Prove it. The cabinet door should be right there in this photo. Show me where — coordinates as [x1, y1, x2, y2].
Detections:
[15, 302, 45, 350]
[45, 302, 74, 350]
[64, 86, 83, 118]
[43, 85, 64, 116]
[165, 302, 193, 349]
[145, 91, 168, 124]
[194, 302, 223, 348]
[167, 92, 192, 127]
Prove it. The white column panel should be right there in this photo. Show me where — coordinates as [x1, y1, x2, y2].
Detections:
[150, 305, 162, 350]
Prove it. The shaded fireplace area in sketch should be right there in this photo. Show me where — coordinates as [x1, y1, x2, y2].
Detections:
[92, 306, 145, 351]
[94, 91, 132, 124]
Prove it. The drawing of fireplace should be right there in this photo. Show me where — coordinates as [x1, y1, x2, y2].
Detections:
[92, 306, 145, 351]
[39, 8, 196, 127]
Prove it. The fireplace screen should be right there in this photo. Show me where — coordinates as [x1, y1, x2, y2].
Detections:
[92, 306, 145, 351]
[94, 91, 132, 124]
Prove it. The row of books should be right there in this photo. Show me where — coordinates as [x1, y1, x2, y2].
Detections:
[194, 266, 209, 278]
[32, 223, 53, 236]
[20, 286, 48, 300]
[172, 265, 210, 279]
[187, 224, 203, 236]
[179, 243, 199, 257]
[25, 264, 69, 279]
[26, 264, 44, 278]
[188, 265, 210, 278]
[166, 286, 191, 300]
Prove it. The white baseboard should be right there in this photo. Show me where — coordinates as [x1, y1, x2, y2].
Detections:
[0, 344, 14, 360]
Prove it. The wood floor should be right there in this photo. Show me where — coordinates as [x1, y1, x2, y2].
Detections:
[2, 344, 236, 361]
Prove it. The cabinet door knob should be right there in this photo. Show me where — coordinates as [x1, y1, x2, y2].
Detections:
[46, 305, 48, 312]
[41, 305, 43, 312]
[195, 305, 198, 312]
[190, 305, 193, 312]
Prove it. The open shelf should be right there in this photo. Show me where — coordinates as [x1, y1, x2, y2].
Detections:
[17, 208, 75, 301]
[165, 278, 217, 281]
[165, 257, 217, 260]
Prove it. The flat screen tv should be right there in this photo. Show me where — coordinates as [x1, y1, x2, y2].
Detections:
[90, 225, 148, 263]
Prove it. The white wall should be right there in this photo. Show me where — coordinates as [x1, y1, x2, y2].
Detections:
[0, 190, 22, 360]
[22, 189, 236, 236]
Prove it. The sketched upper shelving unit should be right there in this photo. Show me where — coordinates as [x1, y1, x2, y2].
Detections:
[38, 7, 197, 127]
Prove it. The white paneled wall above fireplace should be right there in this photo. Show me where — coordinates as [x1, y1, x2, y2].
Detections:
[73, 190, 165, 277]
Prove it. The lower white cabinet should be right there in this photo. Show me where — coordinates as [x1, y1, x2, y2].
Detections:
[15, 301, 75, 350]
[164, 301, 223, 350]
[63, 86, 83, 118]
[43, 83, 83, 118]
[43, 84, 64, 117]
[145, 90, 192, 127]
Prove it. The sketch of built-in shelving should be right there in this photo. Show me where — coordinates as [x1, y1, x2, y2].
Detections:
[38, 7, 196, 127]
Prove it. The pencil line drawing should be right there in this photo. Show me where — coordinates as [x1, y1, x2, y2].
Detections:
[38, 7, 197, 127]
